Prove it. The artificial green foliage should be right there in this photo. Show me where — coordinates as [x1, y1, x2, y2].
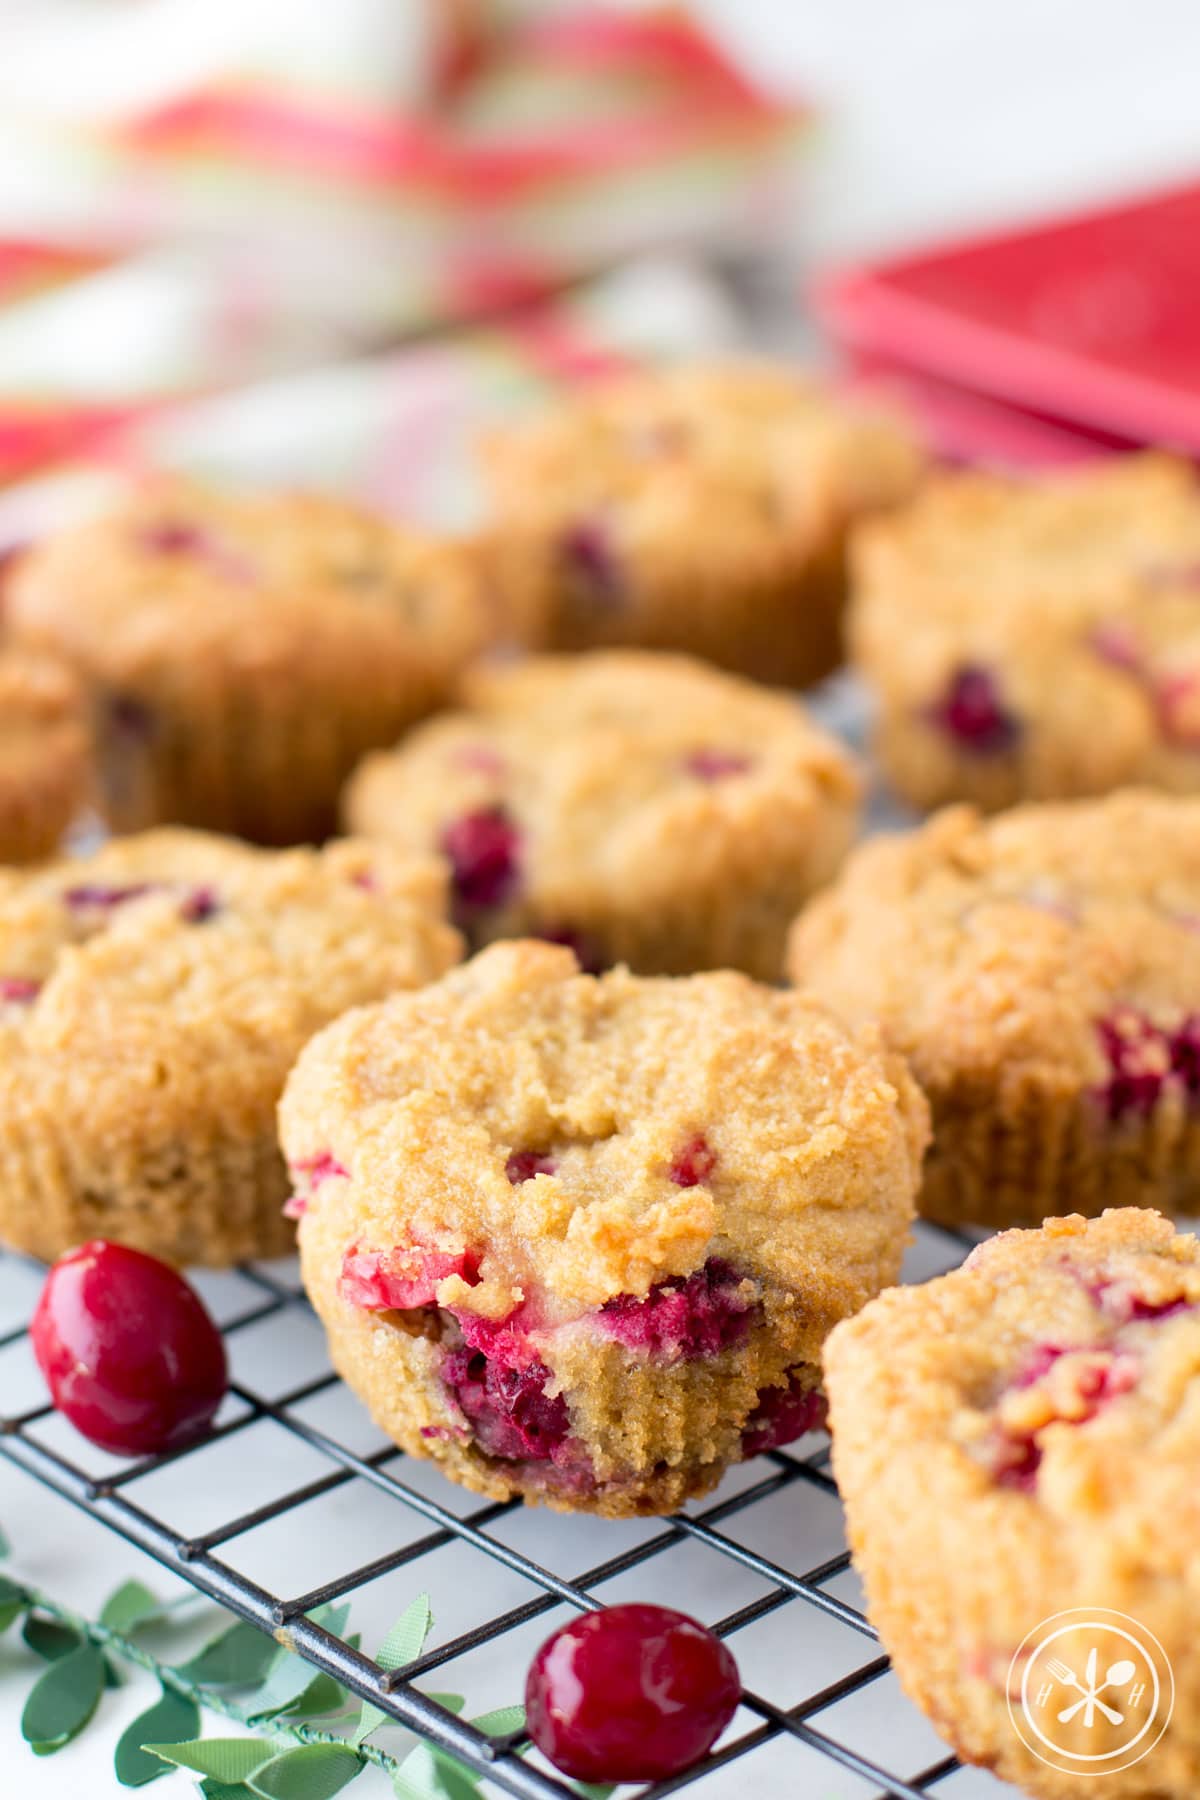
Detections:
[391, 1743, 481, 1800]
[0, 1543, 608, 1800]
[23, 1612, 82, 1661]
[115, 1685, 202, 1786]
[21, 1639, 106, 1752]
[352, 1596, 433, 1748]
[246, 1743, 363, 1799]
[177, 1619, 280, 1688]
[101, 1580, 161, 1634]
[0, 1575, 25, 1634]
[144, 1737, 282, 1782]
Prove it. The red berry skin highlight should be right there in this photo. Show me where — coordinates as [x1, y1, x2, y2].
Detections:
[31, 1240, 228, 1456]
[525, 1602, 740, 1783]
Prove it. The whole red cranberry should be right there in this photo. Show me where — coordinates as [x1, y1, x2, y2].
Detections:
[525, 1603, 740, 1783]
[31, 1241, 227, 1456]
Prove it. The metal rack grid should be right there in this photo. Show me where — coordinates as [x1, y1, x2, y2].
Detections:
[0, 1219, 993, 1800]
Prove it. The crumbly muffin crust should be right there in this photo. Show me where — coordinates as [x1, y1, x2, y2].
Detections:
[0, 831, 461, 1264]
[345, 651, 861, 980]
[281, 940, 927, 1516]
[851, 452, 1200, 811]
[0, 650, 93, 863]
[788, 791, 1200, 1228]
[482, 361, 924, 687]
[7, 480, 496, 844]
[825, 1209, 1200, 1799]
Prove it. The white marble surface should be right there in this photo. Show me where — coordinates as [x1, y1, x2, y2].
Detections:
[5, 4, 1200, 1796]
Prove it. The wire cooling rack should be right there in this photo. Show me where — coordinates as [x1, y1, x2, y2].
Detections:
[0, 1218, 1013, 1800]
[0, 683, 1010, 1798]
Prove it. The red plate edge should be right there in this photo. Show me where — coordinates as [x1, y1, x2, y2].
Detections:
[814, 176, 1200, 453]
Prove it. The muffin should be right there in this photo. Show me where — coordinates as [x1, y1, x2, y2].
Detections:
[0, 650, 92, 864]
[788, 791, 1200, 1229]
[0, 831, 461, 1264]
[825, 1209, 1200, 1800]
[850, 452, 1200, 812]
[280, 939, 928, 1517]
[6, 479, 496, 845]
[481, 361, 925, 687]
[345, 651, 861, 980]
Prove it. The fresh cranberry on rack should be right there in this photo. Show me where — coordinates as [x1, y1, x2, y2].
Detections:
[525, 1602, 740, 1782]
[31, 1240, 227, 1456]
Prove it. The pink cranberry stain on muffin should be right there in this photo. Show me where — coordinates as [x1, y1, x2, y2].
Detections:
[0, 977, 40, 1005]
[986, 1344, 1139, 1493]
[1096, 1008, 1200, 1123]
[1156, 667, 1200, 747]
[981, 1255, 1198, 1494]
[284, 1149, 350, 1219]
[62, 879, 220, 925]
[1088, 618, 1143, 673]
[682, 748, 753, 781]
[1143, 556, 1200, 590]
[452, 743, 507, 777]
[340, 1242, 482, 1311]
[599, 1260, 759, 1362]
[138, 519, 255, 585]
[283, 940, 925, 1516]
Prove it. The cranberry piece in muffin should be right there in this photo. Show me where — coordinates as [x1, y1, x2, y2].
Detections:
[281, 940, 926, 1516]
[790, 790, 1200, 1228]
[439, 805, 522, 918]
[825, 1209, 1200, 1800]
[6, 479, 498, 845]
[928, 664, 1019, 755]
[0, 830, 460, 1265]
[481, 359, 924, 687]
[559, 517, 624, 610]
[345, 649, 861, 981]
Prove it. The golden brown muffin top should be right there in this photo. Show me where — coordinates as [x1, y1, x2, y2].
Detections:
[7, 478, 493, 681]
[281, 938, 928, 1322]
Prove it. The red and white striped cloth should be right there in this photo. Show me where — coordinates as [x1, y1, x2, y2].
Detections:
[0, 1, 806, 523]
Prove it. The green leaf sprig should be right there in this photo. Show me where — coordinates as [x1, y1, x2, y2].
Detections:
[0, 1532, 610, 1800]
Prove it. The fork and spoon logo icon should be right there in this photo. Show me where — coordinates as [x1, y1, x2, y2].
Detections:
[1044, 1646, 1138, 1727]
[1007, 1609, 1174, 1776]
